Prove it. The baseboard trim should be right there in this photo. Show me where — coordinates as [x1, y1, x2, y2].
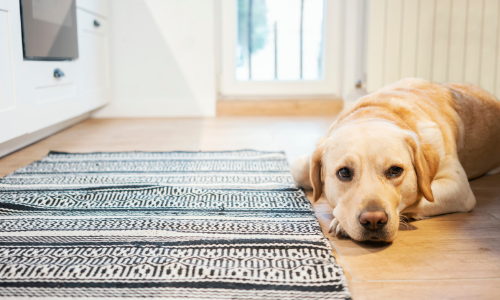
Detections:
[0, 113, 91, 158]
[217, 98, 344, 116]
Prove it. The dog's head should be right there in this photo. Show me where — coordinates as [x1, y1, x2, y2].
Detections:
[311, 119, 439, 242]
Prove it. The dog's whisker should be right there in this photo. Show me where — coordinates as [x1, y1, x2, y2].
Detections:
[398, 221, 409, 230]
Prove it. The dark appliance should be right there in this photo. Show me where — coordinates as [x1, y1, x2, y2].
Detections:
[20, 0, 78, 61]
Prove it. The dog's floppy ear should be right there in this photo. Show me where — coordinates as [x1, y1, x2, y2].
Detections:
[406, 136, 440, 202]
[311, 138, 327, 202]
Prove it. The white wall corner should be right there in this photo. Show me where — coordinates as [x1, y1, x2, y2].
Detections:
[94, 0, 217, 118]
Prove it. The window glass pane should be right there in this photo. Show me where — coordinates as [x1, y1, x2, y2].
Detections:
[236, 0, 324, 81]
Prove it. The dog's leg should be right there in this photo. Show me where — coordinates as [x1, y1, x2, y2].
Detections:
[328, 214, 349, 238]
[402, 157, 476, 218]
[290, 154, 313, 190]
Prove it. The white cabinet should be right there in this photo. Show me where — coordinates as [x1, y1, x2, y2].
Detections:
[0, 0, 110, 150]
[77, 8, 110, 108]
[76, 0, 108, 17]
[21, 58, 84, 132]
[0, 0, 29, 143]
[23, 61, 79, 105]
[0, 11, 14, 111]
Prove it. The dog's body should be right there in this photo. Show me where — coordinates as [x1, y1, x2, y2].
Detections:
[291, 78, 500, 242]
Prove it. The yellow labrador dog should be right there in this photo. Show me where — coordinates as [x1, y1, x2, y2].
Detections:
[291, 78, 500, 242]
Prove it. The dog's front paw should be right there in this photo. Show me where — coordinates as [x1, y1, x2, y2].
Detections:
[401, 212, 425, 220]
[328, 217, 345, 237]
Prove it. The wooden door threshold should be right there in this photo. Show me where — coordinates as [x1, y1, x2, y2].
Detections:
[217, 98, 344, 116]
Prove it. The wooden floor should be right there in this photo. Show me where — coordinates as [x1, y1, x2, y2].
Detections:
[1, 117, 499, 299]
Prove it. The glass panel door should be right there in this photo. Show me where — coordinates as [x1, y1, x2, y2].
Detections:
[236, 0, 324, 81]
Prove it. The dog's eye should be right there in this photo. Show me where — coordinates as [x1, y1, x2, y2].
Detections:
[387, 166, 404, 178]
[337, 167, 352, 181]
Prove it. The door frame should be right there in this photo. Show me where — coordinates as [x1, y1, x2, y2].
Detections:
[217, 0, 345, 97]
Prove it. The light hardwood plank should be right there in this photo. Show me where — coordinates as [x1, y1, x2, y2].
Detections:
[349, 279, 500, 300]
[472, 188, 500, 211]
[332, 212, 500, 281]
[0, 118, 206, 177]
[217, 99, 343, 116]
[197, 117, 334, 164]
[470, 173, 500, 189]
[489, 210, 500, 220]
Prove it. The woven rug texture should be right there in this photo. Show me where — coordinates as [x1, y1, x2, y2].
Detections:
[0, 150, 351, 299]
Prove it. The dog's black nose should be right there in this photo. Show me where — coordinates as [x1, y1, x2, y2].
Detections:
[359, 211, 388, 230]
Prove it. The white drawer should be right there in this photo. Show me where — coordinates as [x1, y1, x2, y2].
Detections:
[23, 60, 79, 105]
[76, 0, 108, 17]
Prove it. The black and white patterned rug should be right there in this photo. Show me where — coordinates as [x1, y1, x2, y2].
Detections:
[0, 150, 351, 299]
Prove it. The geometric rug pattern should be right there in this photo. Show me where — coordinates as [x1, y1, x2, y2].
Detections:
[0, 150, 351, 299]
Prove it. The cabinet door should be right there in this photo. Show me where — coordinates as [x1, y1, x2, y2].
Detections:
[76, 0, 108, 17]
[0, 0, 28, 144]
[77, 9, 110, 109]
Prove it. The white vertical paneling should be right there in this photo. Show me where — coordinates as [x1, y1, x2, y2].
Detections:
[366, 0, 387, 92]
[383, 0, 403, 85]
[366, 0, 500, 99]
[432, 0, 451, 82]
[480, 0, 499, 95]
[496, 1, 500, 98]
[400, 0, 420, 78]
[416, 0, 435, 80]
[464, 0, 484, 84]
[448, 0, 468, 82]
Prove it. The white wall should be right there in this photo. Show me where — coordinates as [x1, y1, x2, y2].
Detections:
[93, 0, 217, 118]
[367, 0, 500, 99]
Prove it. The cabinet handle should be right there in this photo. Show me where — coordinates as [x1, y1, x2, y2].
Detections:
[54, 69, 65, 78]
[93, 20, 100, 27]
